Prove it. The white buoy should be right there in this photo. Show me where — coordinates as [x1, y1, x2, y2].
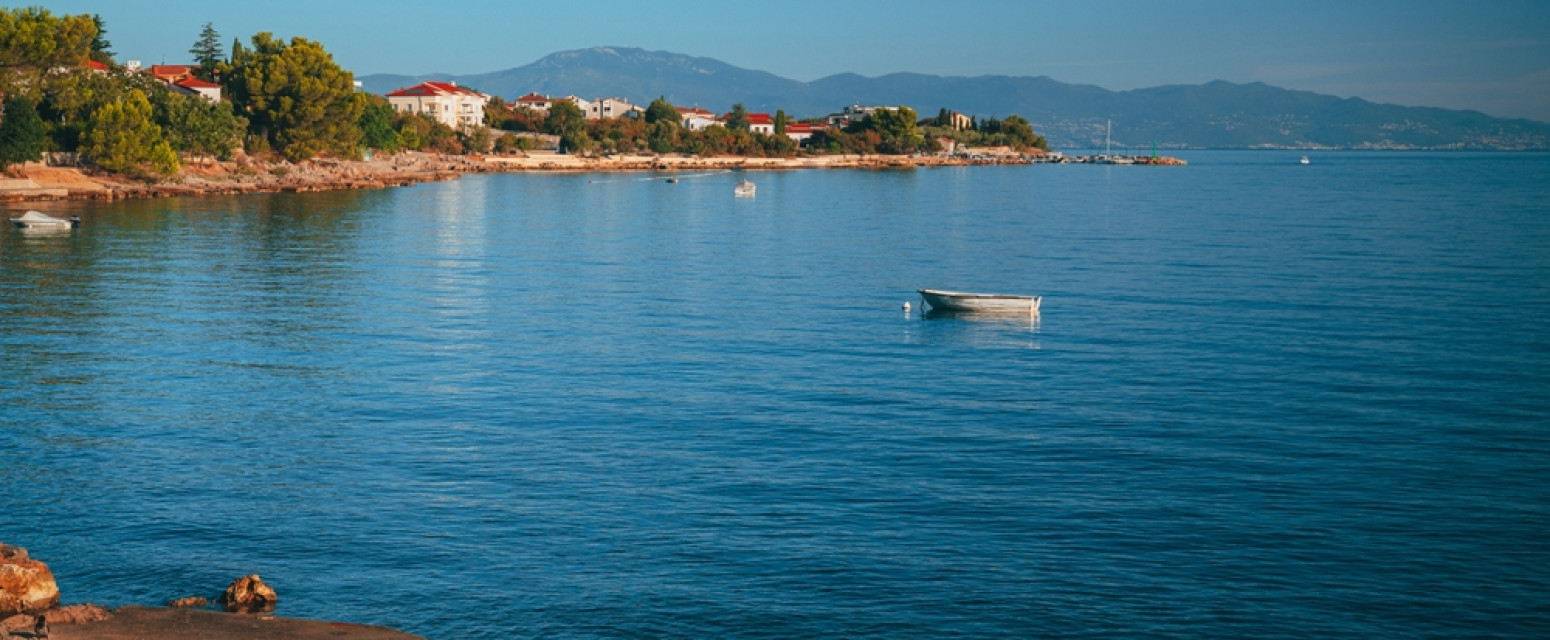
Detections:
[902, 301, 911, 311]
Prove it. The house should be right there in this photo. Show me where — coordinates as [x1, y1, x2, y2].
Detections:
[826, 104, 897, 126]
[746, 113, 775, 135]
[584, 97, 644, 120]
[511, 92, 552, 113]
[560, 95, 593, 116]
[677, 106, 721, 131]
[86, 59, 109, 73]
[386, 81, 490, 129]
[172, 77, 222, 103]
[936, 136, 956, 155]
[149, 64, 194, 83]
[784, 122, 822, 143]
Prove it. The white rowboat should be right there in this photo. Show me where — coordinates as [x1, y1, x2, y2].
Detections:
[9, 211, 80, 230]
[918, 289, 1041, 313]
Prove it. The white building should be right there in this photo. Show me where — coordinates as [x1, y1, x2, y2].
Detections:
[511, 92, 553, 113]
[584, 97, 644, 120]
[677, 106, 722, 131]
[171, 77, 222, 103]
[386, 81, 490, 130]
[826, 104, 898, 126]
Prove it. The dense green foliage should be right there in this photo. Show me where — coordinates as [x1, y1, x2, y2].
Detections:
[84, 90, 179, 177]
[224, 32, 363, 161]
[156, 91, 246, 163]
[357, 101, 402, 154]
[0, 95, 46, 169]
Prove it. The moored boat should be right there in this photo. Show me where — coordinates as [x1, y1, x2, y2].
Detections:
[918, 288, 1040, 313]
[734, 179, 755, 197]
[9, 210, 80, 230]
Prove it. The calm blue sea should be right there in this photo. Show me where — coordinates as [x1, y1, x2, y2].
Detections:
[3, 152, 1548, 639]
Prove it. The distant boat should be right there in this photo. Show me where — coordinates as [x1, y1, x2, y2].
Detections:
[665, 177, 678, 184]
[918, 289, 1041, 313]
[734, 179, 755, 197]
[1300, 156, 1310, 164]
[9, 210, 79, 230]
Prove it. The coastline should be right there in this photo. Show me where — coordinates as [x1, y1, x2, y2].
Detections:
[0, 150, 1044, 204]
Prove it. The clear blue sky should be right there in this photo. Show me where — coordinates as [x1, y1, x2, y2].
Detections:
[37, 0, 1550, 122]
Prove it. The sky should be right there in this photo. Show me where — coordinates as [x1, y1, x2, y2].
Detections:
[36, 0, 1550, 122]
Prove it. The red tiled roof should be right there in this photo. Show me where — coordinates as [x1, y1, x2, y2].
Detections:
[747, 113, 774, 125]
[175, 77, 221, 89]
[150, 64, 193, 76]
[87, 59, 109, 71]
[513, 92, 550, 103]
[676, 106, 715, 117]
[386, 81, 485, 98]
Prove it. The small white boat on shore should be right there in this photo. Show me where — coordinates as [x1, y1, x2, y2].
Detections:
[9, 210, 79, 231]
[734, 179, 755, 197]
[918, 289, 1041, 313]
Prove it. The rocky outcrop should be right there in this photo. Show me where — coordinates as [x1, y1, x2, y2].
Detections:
[218, 575, 277, 612]
[167, 596, 207, 608]
[0, 543, 59, 616]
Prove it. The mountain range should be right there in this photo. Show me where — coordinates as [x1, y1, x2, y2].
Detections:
[358, 47, 1550, 150]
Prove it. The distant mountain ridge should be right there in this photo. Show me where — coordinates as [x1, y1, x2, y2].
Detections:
[358, 47, 1550, 150]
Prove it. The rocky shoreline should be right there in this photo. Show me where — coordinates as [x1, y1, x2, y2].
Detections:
[1, 150, 1053, 204]
[0, 542, 422, 640]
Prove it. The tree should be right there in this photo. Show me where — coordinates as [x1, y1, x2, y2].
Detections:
[188, 22, 223, 80]
[84, 90, 179, 177]
[225, 33, 363, 161]
[89, 14, 112, 63]
[0, 8, 98, 100]
[937, 107, 950, 126]
[544, 99, 587, 152]
[0, 96, 47, 170]
[644, 96, 678, 125]
[357, 100, 401, 153]
[160, 92, 246, 164]
[865, 106, 921, 154]
[726, 103, 749, 131]
[774, 109, 787, 136]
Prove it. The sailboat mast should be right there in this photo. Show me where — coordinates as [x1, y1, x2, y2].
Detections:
[1106, 120, 1112, 156]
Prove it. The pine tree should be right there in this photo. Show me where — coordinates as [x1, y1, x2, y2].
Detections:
[0, 95, 47, 170]
[84, 90, 179, 177]
[89, 14, 113, 63]
[225, 33, 362, 160]
[189, 22, 223, 80]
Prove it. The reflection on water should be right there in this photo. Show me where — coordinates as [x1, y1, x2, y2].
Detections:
[904, 308, 1042, 349]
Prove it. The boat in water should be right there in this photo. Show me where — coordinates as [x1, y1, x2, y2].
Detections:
[734, 179, 755, 197]
[1300, 156, 1310, 165]
[9, 210, 80, 231]
[918, 289, 1041, 313]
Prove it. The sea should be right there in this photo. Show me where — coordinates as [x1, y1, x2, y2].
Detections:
[2, 151, 1548, 639]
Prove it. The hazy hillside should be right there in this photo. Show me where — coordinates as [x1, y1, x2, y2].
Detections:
[359, 47, 1550, 150]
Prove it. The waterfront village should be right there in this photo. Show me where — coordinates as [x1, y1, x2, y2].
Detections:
[0, 11, 1179, 205]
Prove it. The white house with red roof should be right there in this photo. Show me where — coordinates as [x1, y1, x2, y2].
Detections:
[511, 92, 553, 113]
[746, 113, 775, 135]
[386, 81, 490, 130]
[677, 106, 722, 131]
[172, 77, 222, 103]
[783, 122, 822, 143]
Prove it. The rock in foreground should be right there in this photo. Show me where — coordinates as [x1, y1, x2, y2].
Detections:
[0, 542, 60, 616]
[219, 574, 277, 612]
